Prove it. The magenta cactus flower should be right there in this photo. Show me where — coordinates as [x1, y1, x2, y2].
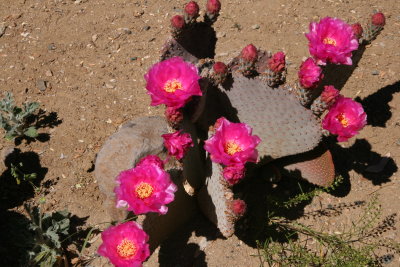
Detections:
[222, 164, 245, 185]
[206, 0, 221, 15]
[97, 221, 150, 267]
[204, 117, 261, 166]
[320, 85, 340, 106]
[136, 155, 165, 169]
[144, 57, 202, 108]
[114, 163, 177, 215]
[372, 12, 385, 27]
[305, 17, 359, 65]
[231, 199, 247, 217]
[170, 15, 185, 30]
[351, 23, 363, 39]
[185, 1, 200, 17]
[298, 57, 324, 89]
[162, 130, 194, 160]
[240, 44, 258, 62]
[322, 96, 367, 142]
[268, 51, 286, 73]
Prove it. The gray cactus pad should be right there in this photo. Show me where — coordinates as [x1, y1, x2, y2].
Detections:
[198, 160, 236, 238]
[220, 73, 322, 160]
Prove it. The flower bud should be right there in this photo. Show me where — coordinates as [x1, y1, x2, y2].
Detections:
[351, 23, 363, 39]
[240, 44, 258, 62]
[185, 1, 200, 17]
[206, 0, 221, 15]
[372, 12, 385, 27]
[213, 62, 228, 74]
[171, 15, 185, 29]
[268, 51, 286, 73]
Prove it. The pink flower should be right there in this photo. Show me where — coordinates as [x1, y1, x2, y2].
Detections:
[114, 163, 177, 215]
[144, 57, 202, 108]
[223, 164, 245, 185]
[305, 17, 359, 65]
[321, 85, 340, 106]
[136, 155, 164, 169]
[322, 96, 367, 142]
[162, 130, 194, 160]
[97, 221, 150, 267]
[204, 117, 261, 166]
[298, 57, 324, 89]
[268, 51, 286, 73]
[171, 15, 184, 29]
[372, 12, 385, 27]
[240, 44, 258, 62]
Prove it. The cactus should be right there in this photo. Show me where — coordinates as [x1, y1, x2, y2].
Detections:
[96, 1, 385, 261]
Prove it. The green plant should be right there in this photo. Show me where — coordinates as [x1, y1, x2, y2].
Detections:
[0, 91, 39, 140]
[256, 194, 400, 267]
[25, 204, 71, 267]
[11, 162, 37, 186]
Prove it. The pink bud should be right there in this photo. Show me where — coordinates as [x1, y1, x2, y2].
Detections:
[165, 106, 183, 125]
[171, 15, 185, 29]
[213, 62, 228, 74]
[185, 1, 200, 17]
[372, 12, 385, 27]
[321, 85, 340, 106]
[231, 199, 247, 216]
[268, 51, 286, 73]
[206, 0, 221, 14]
[240, 44, 258, 62]
[351, 23, 363, 39]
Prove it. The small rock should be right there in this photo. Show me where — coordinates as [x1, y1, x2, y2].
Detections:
[118, 28, 132, 34]
[143, 25, 150, 31]
[45, 70, 53, 77]
[105, 83, 115, 89]
[149, 37, 156, 42]
[130, 57, 138, 61]
[216, 32, 226, 38]
[36, 80, 47, 91]
[133, 10, 144, 18]
[251, 24, 260, 30]
[48, 43, 56, 50]
[217, 52, 228, 57]
[91, 34, 98, 42]
[0, 23, 6, 38]
[371, 70, 379, 75]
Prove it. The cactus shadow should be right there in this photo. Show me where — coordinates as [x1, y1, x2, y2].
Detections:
[0, 209, 34, 266]
[158, 213, 220, 267]
[356, 80, 400, 127]
[0, 149, 48, 210]
[328, 137, 397, 187]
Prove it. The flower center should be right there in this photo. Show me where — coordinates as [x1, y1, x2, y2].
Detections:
[336, 113, 349, 127]
[116, 239, 137, 259]
[135, 182, 154, 199]
[164, 79, 183, 93]
[323, 37, 337, 46]
[224, 141, 242, 155]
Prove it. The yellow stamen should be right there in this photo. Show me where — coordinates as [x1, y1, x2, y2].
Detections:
[323, 37, 337, 46]
[164, 79, 183, 93]
[135, 182, 154, 199]
[116, 239, 137, 259]
[336, 113, 349, 127]
[224, 141, 242, 155]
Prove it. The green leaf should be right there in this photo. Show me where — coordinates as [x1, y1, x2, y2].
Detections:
[24, 127, 38, 138]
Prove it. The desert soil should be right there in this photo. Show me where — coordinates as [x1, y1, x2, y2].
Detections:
[1, 0, 399, 266]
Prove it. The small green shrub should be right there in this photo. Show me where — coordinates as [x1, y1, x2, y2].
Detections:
[0, 92, 39, 140]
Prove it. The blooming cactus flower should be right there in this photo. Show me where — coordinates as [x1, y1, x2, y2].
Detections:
[298, 57, 324, 89]
[204, 117, 261, 166]
[222, 164, 245, 185]
[268, 51, 286, 73]
[162, 130, 194, 160]
[144, 57, 202, 108]
[322, 96, 367, 142]
[115, 163, 177, 215]
[97, 221, 150, 267]
[305, 17, 359, 65]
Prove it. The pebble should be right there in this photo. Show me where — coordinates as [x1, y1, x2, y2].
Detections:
[118, 28, 132, 34]
[48, 43, 56, 50]
[91, 34, 98, 42]
[105, 83, 115, 89]
[142, 25, 150, 31]
[371, 70, 379, 75]
[36, 79, 47, 91]
[45, 70, 53, 77]
[216, 32, 226, 38]
[251, 24, 260, 30]
[0, 23, 6, 38]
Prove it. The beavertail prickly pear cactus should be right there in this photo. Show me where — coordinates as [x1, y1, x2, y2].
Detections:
[95, 1, 386, 265]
